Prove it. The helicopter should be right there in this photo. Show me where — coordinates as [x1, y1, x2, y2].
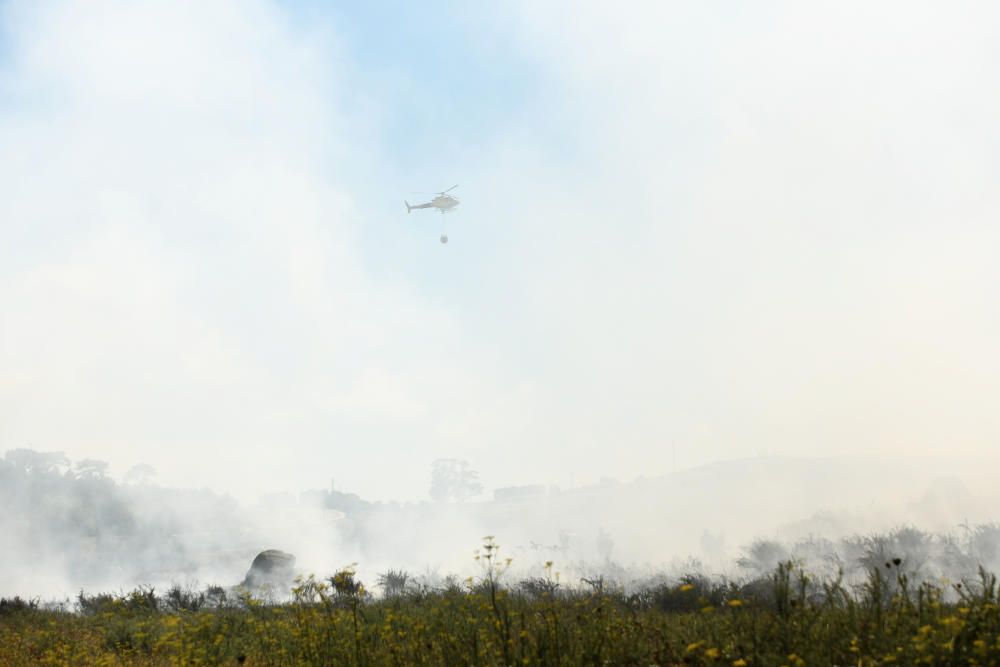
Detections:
[405, 185, 460, 215]
[405, 185, 460, 244]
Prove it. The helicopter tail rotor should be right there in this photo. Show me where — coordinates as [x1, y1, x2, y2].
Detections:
[405, 201, 412, 213]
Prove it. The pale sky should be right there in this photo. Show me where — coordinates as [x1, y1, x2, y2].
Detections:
[1, 1, 998, 501]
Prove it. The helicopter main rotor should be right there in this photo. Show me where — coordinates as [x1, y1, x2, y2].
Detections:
[412, 184, 459, 196]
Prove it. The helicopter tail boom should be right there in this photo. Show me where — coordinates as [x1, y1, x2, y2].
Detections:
[405, 200, 434, 213]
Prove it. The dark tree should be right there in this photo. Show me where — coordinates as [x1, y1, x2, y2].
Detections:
[125, 463, 157, 485]
[3, 448, 70, 474]
[74, 459, 110, 480]
[429, 458, 483, 502]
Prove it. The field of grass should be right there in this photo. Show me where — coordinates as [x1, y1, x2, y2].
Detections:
[4, 542, 1000, 666]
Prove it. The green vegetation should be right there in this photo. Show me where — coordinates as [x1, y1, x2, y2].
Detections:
[5, 539, 1000, 666]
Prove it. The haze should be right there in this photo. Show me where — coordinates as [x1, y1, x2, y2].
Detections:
[2, 1, 999, 509]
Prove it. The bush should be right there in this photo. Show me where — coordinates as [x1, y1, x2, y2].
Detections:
[0, 596, 38, 616]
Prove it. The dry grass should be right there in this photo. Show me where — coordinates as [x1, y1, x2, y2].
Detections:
[4, 543, 1000, 665]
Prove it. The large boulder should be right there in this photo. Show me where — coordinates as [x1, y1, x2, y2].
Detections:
[240, 549, 295, 590]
